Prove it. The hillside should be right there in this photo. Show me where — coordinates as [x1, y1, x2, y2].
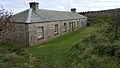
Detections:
[27, 24, 95, 68]
[79, 8, 120, 17]
[1, 16, 120, 68]
[0, 24, 95, 68]
[27, 16, 120, 68]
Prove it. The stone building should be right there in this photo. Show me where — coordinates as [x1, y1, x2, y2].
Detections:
[10, 2, 87, 46]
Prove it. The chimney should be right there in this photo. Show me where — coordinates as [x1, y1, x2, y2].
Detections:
[71, 8, 76, 13]
[29, 2, 39, 10]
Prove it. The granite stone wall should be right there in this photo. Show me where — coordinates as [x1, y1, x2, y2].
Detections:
[28, 19, 87, 46]
[0, 23, 29, 46]
[13, 23, 29, 46]
[0, 18, 87, 46]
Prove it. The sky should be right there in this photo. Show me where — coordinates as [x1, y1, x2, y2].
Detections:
[0, 0, 120, 14]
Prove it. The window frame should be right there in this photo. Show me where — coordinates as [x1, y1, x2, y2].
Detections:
[77, 21, 79, 28]
[73, 21, 76, 29]
[37, 26, 44, 40]
[54, 24, 58, 35]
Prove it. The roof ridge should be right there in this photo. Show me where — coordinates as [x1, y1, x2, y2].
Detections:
[38, 9, 72, 13]
[26, 8, 32, 23]
[12, 8, 87, 23]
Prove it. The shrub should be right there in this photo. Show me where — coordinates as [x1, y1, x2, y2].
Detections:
[94, 44, 120, 57]
[82, 34, 98, 45]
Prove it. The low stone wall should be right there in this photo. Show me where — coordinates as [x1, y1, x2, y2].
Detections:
[79, 9, 120, 17]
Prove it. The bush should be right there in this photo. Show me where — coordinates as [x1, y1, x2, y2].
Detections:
[94, 44, 120, 57]
[82, 34, 98, 45]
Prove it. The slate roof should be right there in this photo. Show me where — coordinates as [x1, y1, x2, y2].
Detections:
[12, 8, 87, 23]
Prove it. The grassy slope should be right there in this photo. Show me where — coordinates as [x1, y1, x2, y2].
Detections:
[27, 26, 95, 68]
[1, 17, 120, 68]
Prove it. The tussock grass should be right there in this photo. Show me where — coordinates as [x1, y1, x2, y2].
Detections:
[27, 26, 95, 68]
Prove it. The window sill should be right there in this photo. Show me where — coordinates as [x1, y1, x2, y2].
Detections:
[54, 32, 58, 35]
[38, 37, 44, 40]
[63, 30, 67, 32]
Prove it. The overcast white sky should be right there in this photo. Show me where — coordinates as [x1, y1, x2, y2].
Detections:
[0, 0, 120, 14]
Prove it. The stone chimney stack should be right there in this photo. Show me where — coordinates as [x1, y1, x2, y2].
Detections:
[71, 8, 76, 13]
[29, 2, 39, 10]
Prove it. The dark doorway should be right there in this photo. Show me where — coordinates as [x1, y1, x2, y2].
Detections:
[69, 22, 74, 31]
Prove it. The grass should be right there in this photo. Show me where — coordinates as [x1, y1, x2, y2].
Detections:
[1, 16, 120, 68]
[27, 26, 95, 68]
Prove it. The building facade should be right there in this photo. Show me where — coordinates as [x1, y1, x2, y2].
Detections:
[10, 2, 87, 46]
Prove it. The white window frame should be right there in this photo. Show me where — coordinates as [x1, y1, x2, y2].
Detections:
[37, 26, 44, 39]
[54, 24, 58, 35]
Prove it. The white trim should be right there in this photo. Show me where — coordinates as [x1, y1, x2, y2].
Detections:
[37, 26, 44, 39]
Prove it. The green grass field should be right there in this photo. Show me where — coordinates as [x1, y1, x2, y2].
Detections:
[1, 17, 120, 68]
[27, 26, 95, 68]
[1, 16, 120, 68]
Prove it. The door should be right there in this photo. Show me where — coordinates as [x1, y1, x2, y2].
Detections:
[69, 22, 74, 31]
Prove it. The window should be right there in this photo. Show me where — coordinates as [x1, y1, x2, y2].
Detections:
[54, 24, 58, 35]
[37, 26, 44, 39]
[69, 22, 74, 31]
[73, 21, 75, 29]
[68, 22, 71, 31]
[63, 23, 67, 32]
[77, 21, 79, 28]
[80, 20, 82, 27]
